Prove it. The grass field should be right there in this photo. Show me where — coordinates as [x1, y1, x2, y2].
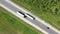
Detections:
[11, 0, 60, 30]
[0, 7, 43, 34]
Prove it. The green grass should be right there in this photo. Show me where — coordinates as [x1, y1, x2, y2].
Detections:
[0, 7, 43, 34]
[11, 0, 60, 30]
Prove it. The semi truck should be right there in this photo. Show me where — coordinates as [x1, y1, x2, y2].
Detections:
[17, 11, 35, 20]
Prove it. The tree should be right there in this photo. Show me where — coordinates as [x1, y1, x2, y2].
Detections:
[54, 8, 58, 14]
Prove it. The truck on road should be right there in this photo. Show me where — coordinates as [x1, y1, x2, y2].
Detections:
[17, 11, 27, 18]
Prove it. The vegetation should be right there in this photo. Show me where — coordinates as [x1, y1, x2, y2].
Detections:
[0, 7, 43, 34]
[12, 0, 60, 30]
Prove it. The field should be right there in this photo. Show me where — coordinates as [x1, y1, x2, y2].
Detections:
[11, 0, 60, 30]
[0, 7, 43, 34]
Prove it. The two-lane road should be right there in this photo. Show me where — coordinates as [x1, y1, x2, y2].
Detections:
[0, 0, 59, 34]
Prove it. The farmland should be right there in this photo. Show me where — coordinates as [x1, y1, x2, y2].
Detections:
[12, 0, 60, 30]
[0, 7, 43, 34]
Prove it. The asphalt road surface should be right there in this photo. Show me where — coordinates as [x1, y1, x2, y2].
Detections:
[0, 0, 59, 34]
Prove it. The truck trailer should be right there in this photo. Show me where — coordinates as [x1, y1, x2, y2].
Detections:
[25, 13, 35, 20]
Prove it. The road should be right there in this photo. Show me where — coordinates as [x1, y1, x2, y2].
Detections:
[0, 0, 59, 34]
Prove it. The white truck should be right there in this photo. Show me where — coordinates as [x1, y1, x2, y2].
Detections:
[17, 11, 27, 18]
[25, 13, 35, 20]
[17, 11, 35, 20]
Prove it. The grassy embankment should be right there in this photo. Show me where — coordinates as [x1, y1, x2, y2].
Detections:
[0, 7, 43, 34]
[12, 0, 60, 30]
